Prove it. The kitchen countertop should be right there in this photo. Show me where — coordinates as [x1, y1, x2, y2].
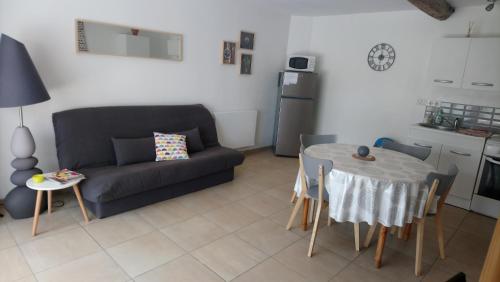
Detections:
[411, 124, 490, 140]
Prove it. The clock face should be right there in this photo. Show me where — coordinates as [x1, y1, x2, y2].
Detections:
[367, 43, 396, 71]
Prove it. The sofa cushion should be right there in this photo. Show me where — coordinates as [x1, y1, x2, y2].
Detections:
[177, 127, 205, 153]
[154, 133, 189, 161]
[78, 146, 244, 203]
[112, 137, 156, 166]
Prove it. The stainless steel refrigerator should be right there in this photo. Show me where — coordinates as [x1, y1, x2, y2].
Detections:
[273, 71, 318, 157]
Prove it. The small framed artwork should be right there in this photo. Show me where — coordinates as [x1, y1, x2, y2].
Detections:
[222, 41, 236, 64]
[240, 54, 252, 75]
[240, 31, 255, 50]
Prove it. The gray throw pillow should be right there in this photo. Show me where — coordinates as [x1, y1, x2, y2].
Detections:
[112, 137, 156, 166]
[177, 127, 205, 153]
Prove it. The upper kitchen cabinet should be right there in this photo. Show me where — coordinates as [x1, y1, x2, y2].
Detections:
[462, 38, 500, 92]
[428, 38, 470, 89]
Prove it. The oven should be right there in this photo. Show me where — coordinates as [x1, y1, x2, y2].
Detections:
[471, 138, 500, 218]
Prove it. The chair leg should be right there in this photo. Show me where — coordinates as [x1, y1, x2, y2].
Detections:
[327, 216, 332, 227]
[354, 223, 360, 252]
[398, 226, 404, 239]
[290, 191, 297, 203]
[364, 223, 377, 248]
[286, 192, 306, 230]
[403, 223, 413, 241]
[435, 213, 446, 259]
[374, 226, 389, 268]
[415, 219, 425, 276]
[308, 199, 323, 257]
[302, 198, 310, 231]
[390, 226, 397, 235]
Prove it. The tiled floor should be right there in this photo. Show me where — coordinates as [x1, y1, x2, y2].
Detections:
[0, 149, 495, 282]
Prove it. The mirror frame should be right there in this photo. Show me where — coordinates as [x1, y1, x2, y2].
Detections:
[74, 19, 183, 61]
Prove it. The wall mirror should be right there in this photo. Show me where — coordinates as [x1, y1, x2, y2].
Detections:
[75, 19, 183, 61]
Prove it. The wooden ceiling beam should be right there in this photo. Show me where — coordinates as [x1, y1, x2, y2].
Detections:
[408, 0, 455, 21]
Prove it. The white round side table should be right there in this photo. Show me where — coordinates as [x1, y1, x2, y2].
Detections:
[26, 175, 89, 236]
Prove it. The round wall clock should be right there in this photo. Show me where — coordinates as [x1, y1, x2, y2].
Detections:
[367, 43, 396, 71]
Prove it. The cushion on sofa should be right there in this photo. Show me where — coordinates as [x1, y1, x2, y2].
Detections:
[112, 137, 156, 166]
[154, 133, 189, 161]
[177, 127, 205, 153]
[79, 146, 244, 203]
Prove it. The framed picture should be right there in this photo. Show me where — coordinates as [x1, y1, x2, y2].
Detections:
[222, 41, 236, 64]
[240, 31, 255, 50]
[240, 54, 252, 75]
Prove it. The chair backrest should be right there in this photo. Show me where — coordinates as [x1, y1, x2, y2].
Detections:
[426, 164, 459, 201]
[300, 153, 334, 183]
[381, 141, 431, 161]
[300, 134, 337, 153]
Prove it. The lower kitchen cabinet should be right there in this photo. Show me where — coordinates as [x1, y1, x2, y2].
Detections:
[408, 125, 486, 210]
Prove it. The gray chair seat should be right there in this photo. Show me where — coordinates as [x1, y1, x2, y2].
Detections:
[79, 146, 244, 203]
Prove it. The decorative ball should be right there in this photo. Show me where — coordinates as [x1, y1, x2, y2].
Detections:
[357, 146, 370, 157]
[32, 174, 45, 183]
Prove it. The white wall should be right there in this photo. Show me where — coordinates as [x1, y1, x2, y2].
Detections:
[287, 6, 500, 145]
[0, 0, 290, 198]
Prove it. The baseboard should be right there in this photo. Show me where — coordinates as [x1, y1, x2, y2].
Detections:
[240, 145, 271, 153]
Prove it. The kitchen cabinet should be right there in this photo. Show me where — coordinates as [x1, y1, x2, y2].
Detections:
[408, 125, 485, 209]
[437, 144, 482, 202]
[462, 38, 500, 92]
[428, 38, 470, 89]
[407, 137, 442, 168]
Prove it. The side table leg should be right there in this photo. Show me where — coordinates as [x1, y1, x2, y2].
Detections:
[73, 185, 89, 224]
[32, 190, 43, 236]
[374, 225, 389, 268]
[47, 191, 52, 214]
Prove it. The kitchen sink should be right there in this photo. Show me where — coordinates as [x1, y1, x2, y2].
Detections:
[418, 123, 456, 131]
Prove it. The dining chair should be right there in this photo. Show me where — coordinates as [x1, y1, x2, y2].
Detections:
[286, 153, 361, 257]
[291, 134, 337, 204]
[364, 164, 459, 276]
[381, 140, 431, 161]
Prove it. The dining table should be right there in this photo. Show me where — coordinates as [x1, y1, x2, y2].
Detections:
[294, 143, 436, 268]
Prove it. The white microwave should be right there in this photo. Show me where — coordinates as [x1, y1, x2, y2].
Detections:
[286, 55, 316, 72]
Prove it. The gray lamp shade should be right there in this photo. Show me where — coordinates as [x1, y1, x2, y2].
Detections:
[0, 34, 50, 108]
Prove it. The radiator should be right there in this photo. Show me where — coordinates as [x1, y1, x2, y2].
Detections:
[214, 110, 258, 149]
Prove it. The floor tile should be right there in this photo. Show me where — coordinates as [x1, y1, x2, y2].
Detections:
[20, 227, 101, 273]
[36, 251, 129, 282]
[331, 262, 394, 282]
[239, 168, 294, 190]
[192, 234, 267, 281]
[232, 258, 306, 282]
[175, 189, 230, 214]
[273, 239, 349, 282]
[315, 223, 362, 260]
[238, 192, 289, 217]
[0, 246, 32, 281]
[269, 204, 326, 237]
[7, 210, 79, 244]
[421, 264, 456, 282]
[0, 224, 16, 251]
[202, 203, 262, 232]
[134, 254, 223, 282]
[136, 200, 197, 229]
[354, 245, 431, 282]
[458, 212, 496, 240]
[160, 215, 227, 251]
[236, 219, 301, 255]
[438, 205, 468, 229]
[264, 186, 296, 204]
[107, 231, 185, 277]
[211, 180, 260, 202]
[84, 212, 154, 248]
[13, 275, 37, 282]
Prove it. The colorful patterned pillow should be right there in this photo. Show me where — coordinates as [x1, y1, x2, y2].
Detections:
[154, 132, 189, 161]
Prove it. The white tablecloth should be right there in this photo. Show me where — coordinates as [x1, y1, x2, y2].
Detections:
[294, 144, 436, 227]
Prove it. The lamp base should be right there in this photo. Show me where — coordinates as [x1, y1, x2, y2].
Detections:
[4, 186, 47, 219]
[4, 125, 46, 219]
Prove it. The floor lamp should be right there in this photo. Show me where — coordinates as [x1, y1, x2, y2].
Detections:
[0, 34, 51, 219]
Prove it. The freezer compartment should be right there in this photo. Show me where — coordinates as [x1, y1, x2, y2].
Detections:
[279, 72, 318, 99]
[273, 97, 315, 156]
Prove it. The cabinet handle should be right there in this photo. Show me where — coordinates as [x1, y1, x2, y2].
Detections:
[433, 79, 453, 84]
[450, 150, 471, 157]
[485, 157, 500, 165]
[471, 82, 494, 87]
[414, 143, 432, 149]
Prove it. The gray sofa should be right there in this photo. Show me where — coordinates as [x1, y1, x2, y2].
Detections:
[52, 105, 244, 218]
